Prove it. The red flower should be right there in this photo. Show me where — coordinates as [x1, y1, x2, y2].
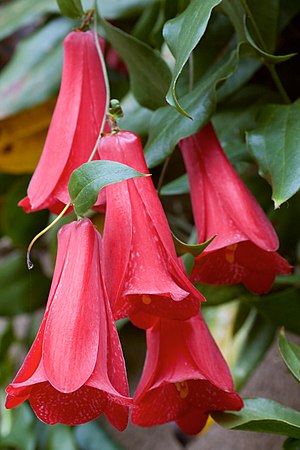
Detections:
[99, 131, 204, 329]
[6, 219, 130, 430]
[179, 123, 291, 294]
[19, 31, 107, 214]
[131, 313, 243, 435]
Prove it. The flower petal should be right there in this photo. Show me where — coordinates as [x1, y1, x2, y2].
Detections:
[30, 382, 107, 425]
[43, 220, 100, 392]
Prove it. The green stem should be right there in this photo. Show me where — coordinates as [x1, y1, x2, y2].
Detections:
[88, 3, 111, 163]
[240, 0, 266, 49]
[267, 64, 291, 104]
[240, 0, 291, 104]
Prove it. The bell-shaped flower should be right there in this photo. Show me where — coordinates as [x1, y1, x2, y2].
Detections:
[99, 131, 204, 329]
[131, 313, 243, 435]
[19, 31, 107, 214]
[179, 123, 291, 294]
[6, 219, 130, 430]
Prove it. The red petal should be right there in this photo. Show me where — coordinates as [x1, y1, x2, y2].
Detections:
[132, 384, 185, 427]
[191, 241, 291, 294]
[180, 123, 279, 252]
[43, 220, 101, 392]
[30, 382, 107, 425]
[100, 131, 202, 326]
[176, 407, 208, 435]
[26, 32, 106, 211]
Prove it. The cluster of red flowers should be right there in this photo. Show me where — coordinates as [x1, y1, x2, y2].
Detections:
[6, 30, 291, 434]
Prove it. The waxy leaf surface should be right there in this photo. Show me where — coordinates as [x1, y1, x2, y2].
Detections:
[69, 160, 148, 216]
[163, 0, 222, 116]
[247, 99, 300, 208]
[213, 398, 300, 438]
[279, 329, 300, 383]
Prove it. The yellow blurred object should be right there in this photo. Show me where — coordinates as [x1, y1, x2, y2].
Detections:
[198, 415, 215, 435]
[0, 98, 56, 174]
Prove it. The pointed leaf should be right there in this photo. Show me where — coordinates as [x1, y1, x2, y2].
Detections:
[99, 17, 171, 110]
[213, 398, 300, 438]
[160, 173, 190, 195]
[97, 0, 158, 20]
[163, 0, 221, 116]
[0, 18, 73, 119]
[231, 313, 275, 390]
[172, 233, 216, 257]
[244, 17, 296, 63]
[242, 0, 279, 53]
[279, 329, 300, 383]
[247, 99, 300, 208]
[69, 160, 149, 216]
[145, 48, 239, 168]
[56, 0, 84, 18]
[0, 0, 58, 41]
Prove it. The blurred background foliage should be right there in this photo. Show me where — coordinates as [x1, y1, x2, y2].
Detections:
[0, 0, 300, 448]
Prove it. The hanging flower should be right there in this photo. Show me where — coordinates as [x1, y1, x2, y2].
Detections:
[6, 219, 130, 430]
[179, 123, 291, 294]
[131, 313, 243, 435]
[99, 131, 204, 329]
[19, 31, 107, 214]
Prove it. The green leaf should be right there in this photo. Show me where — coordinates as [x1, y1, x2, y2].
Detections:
[160, 173, 190, 195]
[0, 252, 50, 316]
[99, 17, 171, 110]
[97, 0, 158, 20]
[0, 401, 36, 450]
[245, 288, 300, 335]
[1, 176, 49, 248]
[172, 233, 215, 257]
[0, 18, 73, 119]
[69, 160, 149, 217]
[231, 312, 275, 390]
[163, 0, 222, 116]
[213, 398, 300, 439]
[284, 437, 300, 450]
[279, 329, 300, 383]
[199, 284, 245, 306]
[242, 0, 280, 53]
[0, 0, 58, 41]
[247, 99, 300, 208]
[75, 422, 122, 450]
[56, 0, 84, 18]
[214, 84, 281, 163]
[46, 425, 78, 450]
[244, 17, 296, 63]
[145, 48, 239, 168]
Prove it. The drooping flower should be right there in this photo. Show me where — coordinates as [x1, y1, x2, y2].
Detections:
[131, 313, 243, 435]
[6, 219, 130, 430]
[99, 131, 204, 329]
[19, 31, 107, 214]
[179, 123, 291, 294]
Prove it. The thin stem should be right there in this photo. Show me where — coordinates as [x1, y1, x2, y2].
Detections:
[188, 52, 194, 93]
[240, 0, 291, 104]
[267, 64, 291, 104]
[240, 0, 266, 50]
[27, 203, 71, 269]
[157, 157, 171, 194]
[26, 6, 111, 269]
[88, 6, 111, 162]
